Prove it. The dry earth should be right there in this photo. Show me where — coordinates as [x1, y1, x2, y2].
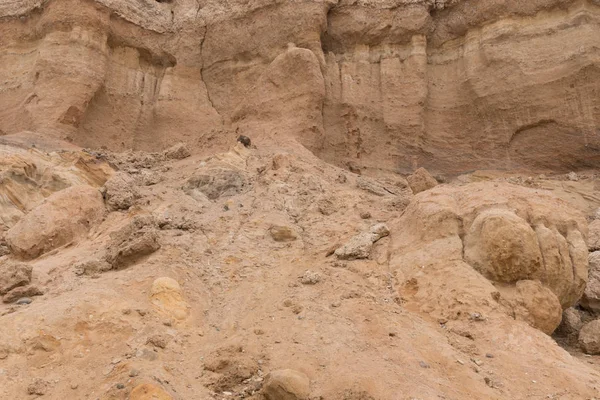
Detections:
[1, 1, 600, 400]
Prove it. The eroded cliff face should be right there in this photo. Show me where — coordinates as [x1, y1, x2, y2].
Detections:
[1, 0, 599, 174]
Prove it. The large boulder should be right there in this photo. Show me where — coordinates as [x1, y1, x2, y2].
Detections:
[6, 185, 105, 259]
[390, 182, 589, 334]
[263, 369, 310, 400]
[579, 320, 600, 355]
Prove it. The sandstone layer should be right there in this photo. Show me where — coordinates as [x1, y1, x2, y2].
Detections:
[1, 0, 599, 174]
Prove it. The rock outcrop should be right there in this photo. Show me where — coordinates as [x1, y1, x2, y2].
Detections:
[390, 182, 589, 334]
[0, 0, 598, 174]
[6, 185, 105, 259]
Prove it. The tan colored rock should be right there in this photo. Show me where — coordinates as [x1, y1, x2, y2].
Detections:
[263, 369, 310, 400]
[589, 220, 600, 251]
[269, 225, 298, 242]
[163, 142, 191, 160]
[0, 261, 32, 295]
[513, 280, 563, 335]
[184, 168, 249, 201]
[130, 383, 173, 400]
[6, 185, 105, 259]
[3, 285, 43, 304]
[102, 172, 139, 211]
[390, 182, 589, 332]
[105, 215, 160, 269]
[581, 251, 600, 312]
[556, 307, 583, 338]
[407, 168, 438, 194]
[579, 320, 600, 355]
[151, 277, 189, 321]
[335, 224, 390, 260]
[464, 209, 543, 284]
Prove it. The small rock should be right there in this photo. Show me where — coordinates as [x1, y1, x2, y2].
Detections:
[485, 353, 494, 358]
[407, 167, 438, 194]
[334, 224, 390, 260]
[300, 270, 321, 285]
[147, 334, 171, 349]
[116, 383, 125, 390]
[129, 369, 140, 377]
[469, 312, 485, 321]
[163, 143, 191, 160]
[419, 361, 430, 369]
[3, 285, 43, 303]
[263, 369, 310, 400]
[567, 171, 579, 181]
[0, 261, 32, 295]
[556, 307, 583, 337]
[269, 225, 297, 242]
[360, 212, 371, 219]
[579, 320, 600, 354]
[103, 172, 139, 211]
[70, 384, 78, 390]
[16, 297, 33, 305]
[28, 378, 49, 395]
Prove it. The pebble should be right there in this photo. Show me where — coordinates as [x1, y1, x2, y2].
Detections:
[419, 361, 430, 369]
[486, 353, 494, 358]
[116, 383, 125, 389]
[129, 369, 140, 377]
[71, 384, 78, 390]
[16, 298, 32, 305]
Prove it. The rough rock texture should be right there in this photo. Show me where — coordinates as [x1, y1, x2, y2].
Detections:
[0, 0, 598, 174]
[2, 284, 43, 304]
[105, 215, 160, 269]
[589, 220, 600, 251]
[390, 182, 589, 334]
[1, 143, 600, 399]
[150, 277, 189, 321]
[335, 223, 390, 260]
[6, 185, 105, 259]
[130, 383, 173, 400]
[263, 369, 311, 400]
[0, 261, 32, 295]
[0, 138, 112, 231]
[407, 167, 438, 194]
[581, 251, 600, 312]
[579, 320, 600, 355]
[102, 171, 139, 211]
[555, 307, 583, 339]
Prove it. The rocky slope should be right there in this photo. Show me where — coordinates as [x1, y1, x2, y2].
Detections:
[2, 1, 600, 399]
[1, 0, 599, 173]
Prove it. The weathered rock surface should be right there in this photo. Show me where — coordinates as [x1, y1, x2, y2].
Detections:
[555, 307, 583, 338]
[105, 215, 160, 269]
[263, 369, 311, 400]
[407, 168, 438, 194]
[102, 172, 139, 211]
[335, 223, 390, 260]
[579, 320, 600, 355]
[151, 277, 189, 321]
[589, 220, 600, 251]
[581, 251, 600, 312]
[2, 285, 43, 304]
[0, 0, 597, 174]
[0, 261, 32, 295]
[391, 182, 589, 334]
[130, 383, 173, 400]
[6, 185, 105, 259]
